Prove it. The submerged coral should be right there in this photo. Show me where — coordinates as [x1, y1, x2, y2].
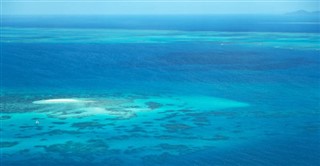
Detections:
[42, 140, 109, 155]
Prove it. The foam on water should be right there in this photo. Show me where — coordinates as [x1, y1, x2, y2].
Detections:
[33, 98, 95, 104]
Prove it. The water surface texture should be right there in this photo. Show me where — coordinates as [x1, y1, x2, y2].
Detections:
[1, 16, 320, 165]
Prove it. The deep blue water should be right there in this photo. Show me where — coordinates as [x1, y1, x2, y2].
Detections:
[1, 15, 320, 165]
[3, 15, 320, 32]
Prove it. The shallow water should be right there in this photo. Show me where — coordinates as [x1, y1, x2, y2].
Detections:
[1, 22, 320, 165]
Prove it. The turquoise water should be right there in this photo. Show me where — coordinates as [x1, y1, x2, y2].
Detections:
[1, 24, 320, 165]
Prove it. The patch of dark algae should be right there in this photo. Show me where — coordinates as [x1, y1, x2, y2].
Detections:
[0, 115, 11, 120]
[162, 123, 192, 131]
[71, 121, 105, 130]
[0, 141, 19, 148]
[145, 102, 163, 110]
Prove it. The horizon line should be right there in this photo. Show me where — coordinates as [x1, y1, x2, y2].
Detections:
[1, 13, 318, 16]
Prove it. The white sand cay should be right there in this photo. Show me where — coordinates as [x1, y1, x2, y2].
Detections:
[31, 96, 250, 119]
[33, 98, 95, 104]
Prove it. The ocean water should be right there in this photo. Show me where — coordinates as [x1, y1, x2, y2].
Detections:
[1, 16, 320, 165]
